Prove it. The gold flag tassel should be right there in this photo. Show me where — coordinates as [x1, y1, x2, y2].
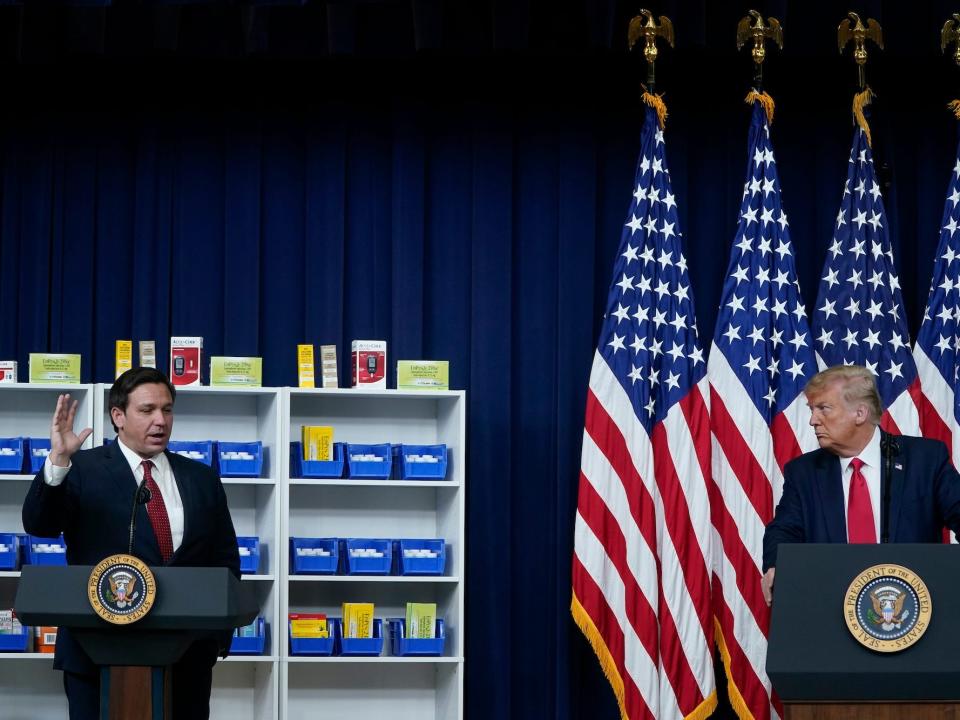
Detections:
[745, 89, 775, 125]
[949, 99, 960, 120]
[852, 87, 874, 148]
[641, 91, 668, 129]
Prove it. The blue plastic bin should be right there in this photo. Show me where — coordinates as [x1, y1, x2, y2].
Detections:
[230, 617, 267, 655]
[237, 536, 260, 574]
[26, 438, 52, 474]
[290, 537, 339, 575]
[397, 444, 448, 480]
[218, 441, 264, 478]
[337, 618, 383, 657]
[388, 618, 446, 657]
[396, 539, 446, 576]
[343, 538, 392, 575]
[0, 625, 30, 652]
[167, 440, 214, 466]
[25, 535, 67, 566]
[289, 616, 337, 656]
[345, 443, 392, 479]
[0, 437, 25, 474]
[289, 442, 345, 479]
[0, 533, 19, 570]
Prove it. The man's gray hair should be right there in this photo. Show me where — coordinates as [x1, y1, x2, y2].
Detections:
[803, 365, 883, 424]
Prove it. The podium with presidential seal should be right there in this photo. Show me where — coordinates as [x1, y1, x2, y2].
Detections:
[14, 555, 258, 720]
[767, 543, 960, 719]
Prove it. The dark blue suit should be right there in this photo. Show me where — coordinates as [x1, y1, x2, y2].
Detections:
[763, 434, 960, 572]
[22, 439, 240, 718]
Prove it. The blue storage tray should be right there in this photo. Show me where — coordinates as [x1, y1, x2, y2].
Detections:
[218, 441, 264, 478]
[289, 442, 345, 479]
[398, 444, 448, 480]
[388, 618, 446, 657]
[396, 539, 446, 576]
[230, 617, 266, 655]
[0, 437, 25, 473]
[167, 440, 214, 466]
[343, 538, 392, 575]
[237, 536, 260, 574]
[26, 438, 52, 474]
[345, 443, 392, 479]
[290, 537, 339, 575]
[336, 618, 383, 657]
[289, 616, 337, 656]
[0, 626, 30, 652]
[25, 535, 67, 566]
[0, 533, 19, 570]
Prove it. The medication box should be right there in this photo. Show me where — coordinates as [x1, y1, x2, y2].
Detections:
[351, 340, 386, 389]
[169, 336, 202, 386]
[217, 441, 264, 478]
[0, 361, 17, 383]
[167, 440, 214, 466]
[289, 615, 336, 656]
[230, 617, 266, 655]
[336, 618, 383, 657]
[396, 539, 446, 576]
[343, 538, 392, 575]
[345, 443, 392, 479]
[290, 537, 339, 575]
[397, 444, 448, 480]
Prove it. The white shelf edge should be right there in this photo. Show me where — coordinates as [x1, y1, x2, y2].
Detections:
[219, 655, 278, 663]
[286, 656, 462, 664]
[0, 474, 35, 482]
[0, 652, 53, 660]
[223, 478, 276, 486]
[288, 575, 458, 583]
[0, 571, 21, 578]
[288, 388, 464, 399]
[241, 574, 275, 581]
[288, 478, 458, 488]
[0, 383, 92, 392]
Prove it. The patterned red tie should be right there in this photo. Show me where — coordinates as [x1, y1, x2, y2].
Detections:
[847, 458, 877, 543]
[142, 460, 174, 563]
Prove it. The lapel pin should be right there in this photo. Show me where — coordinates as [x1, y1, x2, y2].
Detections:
[895, 463, 903, 470]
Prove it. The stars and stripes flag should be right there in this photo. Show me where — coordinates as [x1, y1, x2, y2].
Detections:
[914, 144, 960, 499]
[812, 127, 921, 434]
[707, 97, 818, 720]
[571, 101, 716, 720]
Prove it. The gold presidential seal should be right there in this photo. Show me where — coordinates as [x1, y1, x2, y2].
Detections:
[87, 554, 157, 625]
[844, 563, 931, 653]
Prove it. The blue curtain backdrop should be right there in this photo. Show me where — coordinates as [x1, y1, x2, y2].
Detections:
[1, 1, 959, 718]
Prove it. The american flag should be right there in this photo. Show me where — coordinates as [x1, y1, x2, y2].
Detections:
[812, 127, 921, 434]
[571, 102, 715, 720]
[914, 142, 960, 501]
[707, 98, 818, 720]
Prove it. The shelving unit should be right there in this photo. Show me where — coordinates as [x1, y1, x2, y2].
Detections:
[0, 383, 464, 719]
[282, 389, 465, 720]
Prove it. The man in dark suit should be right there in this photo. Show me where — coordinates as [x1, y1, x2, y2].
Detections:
[762, 364, 960, 606]
[22, 367, 240, 720]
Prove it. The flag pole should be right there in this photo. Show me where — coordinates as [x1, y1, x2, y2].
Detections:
[942, 14, 960, 121]
[627, 9, 674, 125]
[838, 12, 884, 147]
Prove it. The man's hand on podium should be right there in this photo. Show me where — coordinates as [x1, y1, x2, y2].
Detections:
[49, 393, 92, 467]
[762, 567, 775, 607]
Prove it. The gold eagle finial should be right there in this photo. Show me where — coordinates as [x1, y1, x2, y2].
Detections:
[736, 10, 783, 66]
[838, 12, 883, 63]
[943, 13, 960, 66]
[628, 9, 675, 65]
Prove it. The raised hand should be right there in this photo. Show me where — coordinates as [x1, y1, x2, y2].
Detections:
[49, 393, 92, 467]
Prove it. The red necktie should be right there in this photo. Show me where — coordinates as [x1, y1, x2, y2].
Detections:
[142, 460, 174, 563]
[847, 458, 876, 543]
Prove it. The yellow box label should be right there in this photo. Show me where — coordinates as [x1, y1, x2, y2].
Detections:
[297, 344, 315, 388]
[115, 341, 132, 379]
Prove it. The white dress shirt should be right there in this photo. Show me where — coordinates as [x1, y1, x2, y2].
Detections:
[44, 438, 185, 551]
[839, 426, 882, 542]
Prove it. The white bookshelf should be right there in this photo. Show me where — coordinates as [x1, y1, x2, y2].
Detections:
[281, 388, 465, 720]
[0, 383, 94, 720]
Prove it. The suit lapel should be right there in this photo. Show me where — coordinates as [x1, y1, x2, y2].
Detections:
[166, 451, 191, 561]
[885, 436, 906, 542]
[814, 451, 847, 543]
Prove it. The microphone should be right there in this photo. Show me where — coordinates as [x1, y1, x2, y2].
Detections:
[127, 472, 152, 556]
[880, 431, 899, 543]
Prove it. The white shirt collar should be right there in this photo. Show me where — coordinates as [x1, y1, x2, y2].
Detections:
[839, 425, 881, 473]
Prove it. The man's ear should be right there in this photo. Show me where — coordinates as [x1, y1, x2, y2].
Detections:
[110, 406, 124, 431]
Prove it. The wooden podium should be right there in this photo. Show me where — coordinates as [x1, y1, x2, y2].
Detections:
[768, 544, 960, 720]
[14, 564, 258, 720]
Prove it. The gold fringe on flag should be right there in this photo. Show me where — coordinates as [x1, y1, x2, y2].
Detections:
[714, 618, 757, 720]
[570, 594, 628, 720]
[852, 88, 874, 148]
[642, 91, 668, 129]
[949, 99, 960, 120]
[745, 90, 775, 125]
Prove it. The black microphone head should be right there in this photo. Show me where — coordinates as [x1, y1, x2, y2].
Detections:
[138, 486, 152, 504]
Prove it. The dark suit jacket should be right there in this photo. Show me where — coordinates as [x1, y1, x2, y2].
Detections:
[22, 439, 240, 675]
[763, 433, 960, 572]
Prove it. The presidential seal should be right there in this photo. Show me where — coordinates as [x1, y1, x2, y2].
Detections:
[87, 554, 156, 625]
[844, 563, 931, 653]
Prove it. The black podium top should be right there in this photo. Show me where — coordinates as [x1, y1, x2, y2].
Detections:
[767, 543, 960, 702]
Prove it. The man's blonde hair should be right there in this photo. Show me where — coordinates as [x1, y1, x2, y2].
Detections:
[804, 365, 883, 424]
